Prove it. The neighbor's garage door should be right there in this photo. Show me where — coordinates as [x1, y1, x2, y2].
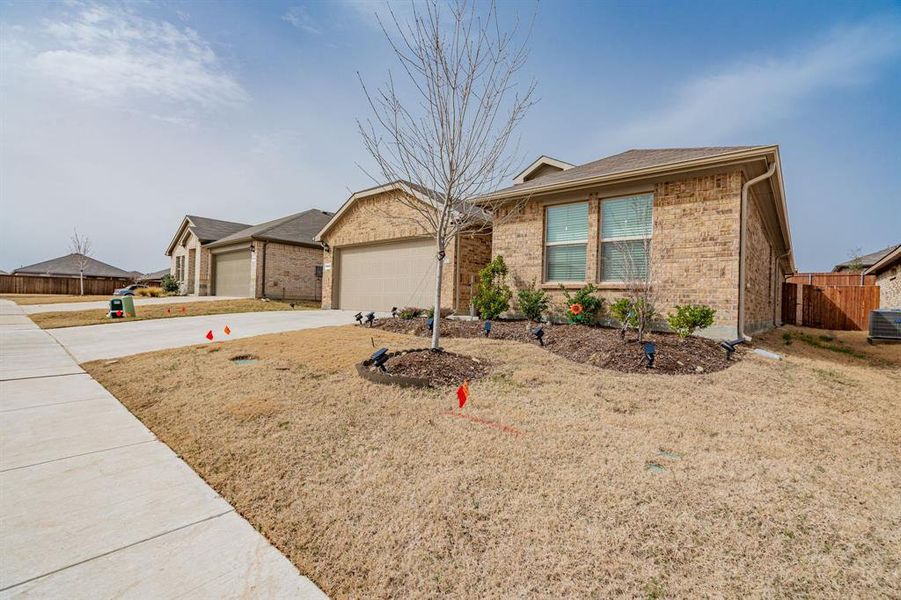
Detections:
[212, 249, 252, 297]
[338, 238, 435, 311]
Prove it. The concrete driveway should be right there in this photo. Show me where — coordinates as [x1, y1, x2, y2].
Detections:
[0, 300, 325, 598]
[48, 309, 365, 362]
[23, 295, 243, 314]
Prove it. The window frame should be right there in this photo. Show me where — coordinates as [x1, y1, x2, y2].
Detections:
[599, 193, 654, 284]
[543, 201, 589, 283]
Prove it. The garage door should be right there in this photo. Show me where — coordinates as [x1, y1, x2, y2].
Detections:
[212, 249, 252, 297]
[338, 239, 435, 311]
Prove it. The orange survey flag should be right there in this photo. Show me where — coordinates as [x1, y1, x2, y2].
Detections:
[224, 325, 231, 335]
[456, 379, 470, 409]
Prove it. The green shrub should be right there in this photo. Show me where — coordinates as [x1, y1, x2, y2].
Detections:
[666, 304, 716, 338]
[160, 274, 179, 294]
[560, 283, 605, 325]
[425, 306, 453, 319]
[610, 298, 636, 327]
[136, 286, 164, 297]
[398, 307, 422, 320]
[473, 256, 512, 320]
[516, 282, 549, 322]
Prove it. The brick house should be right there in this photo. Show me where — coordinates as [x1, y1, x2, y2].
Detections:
[864, 244, 901, 308]
[165, 210, 333, 300]
[315, 181, 492, 312]
[479, 146, 794, 339]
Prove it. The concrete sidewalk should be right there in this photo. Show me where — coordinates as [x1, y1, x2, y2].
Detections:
[0, 300, 326, 598]
[49, 309, 366, 362]
[22, 295, 243, 314]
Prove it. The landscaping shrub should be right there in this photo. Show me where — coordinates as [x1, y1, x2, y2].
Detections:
[425, 306, 454, 319]
[666, 304, 716, 338]
[160, 274, 179, 294]
[136, 287, 164, 297]
[516, 282, 549, 322]
[472, 256, 512, 320]
[398, 307, 422, 320]
[611, 297, 658, 340]
[560, 283, 605, 325]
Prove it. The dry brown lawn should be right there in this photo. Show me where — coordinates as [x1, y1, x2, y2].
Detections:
[30, 299, 318, 329]
[0, 294, 112, 305]
[85, 325, 901, 598]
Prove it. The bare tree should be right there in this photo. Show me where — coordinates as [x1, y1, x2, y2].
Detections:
[69, 228, 92, 296]
[611, 198, 656, 343]
[358, 0, 536, 349]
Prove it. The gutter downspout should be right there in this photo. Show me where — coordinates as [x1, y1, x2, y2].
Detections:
[738, 160, 777, 340]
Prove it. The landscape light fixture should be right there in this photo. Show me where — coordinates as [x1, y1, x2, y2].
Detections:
[391, 307, 398, 318]
[370, 347, 389, 372]
[719, 338, 744, 360]
[643, 341, 656, 368]
[532, 326, 545, 346]
[365, 312, 375, 327]
[354, 312, 363, 325]
[483, 320, 492, 337]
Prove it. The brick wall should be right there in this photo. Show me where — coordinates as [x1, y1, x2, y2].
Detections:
[198, 247, 212, 295]
[254, 242, 322, 301]
[493, 171, 744, 337]
[320, 190, 462, 310]
[876, 264, 901, 308]
[743, 190, 777, 334]
[170, 231, 203, 295]
[456, 232, 493, 312]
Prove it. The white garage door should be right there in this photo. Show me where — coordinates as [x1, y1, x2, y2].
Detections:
[213, 249, 252, 297]
[338, 239, 436, 311]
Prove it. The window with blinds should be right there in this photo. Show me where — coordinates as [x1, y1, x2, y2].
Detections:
[600, 193, 653, 282]
[545, 202, 588, 281]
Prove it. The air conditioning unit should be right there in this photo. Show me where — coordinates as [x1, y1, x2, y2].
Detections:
[868, 309, 901, 342]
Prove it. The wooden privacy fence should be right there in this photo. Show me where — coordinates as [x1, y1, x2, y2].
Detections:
[0, 274, 131, 296]
[785, 272, 875, 286]
[781, 279, 880, 331]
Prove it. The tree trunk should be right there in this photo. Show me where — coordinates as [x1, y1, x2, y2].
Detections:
[79, 270, 84, 296]
[431, 246, 444, 350]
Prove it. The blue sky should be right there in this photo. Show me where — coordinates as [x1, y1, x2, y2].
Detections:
[1, 0, 899, 273]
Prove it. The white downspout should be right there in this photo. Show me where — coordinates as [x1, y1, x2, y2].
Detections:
[738, 160, 777, 339]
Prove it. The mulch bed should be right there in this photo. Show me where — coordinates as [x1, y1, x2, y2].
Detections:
[374, 318, 739, 375]
[385, 349, 488, 387]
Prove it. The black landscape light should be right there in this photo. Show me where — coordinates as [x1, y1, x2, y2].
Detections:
[532, 326, 545, 346]
[365, 312, 375, 327]
[426, 317, 434, 332]
[483, 320, 492, 337]
[354, 312, 363, 325]
[370, 347, 389, 372]
[391, 306, 398, 318]
[643, 341, 656, 368]
[719, 338, 744, 360]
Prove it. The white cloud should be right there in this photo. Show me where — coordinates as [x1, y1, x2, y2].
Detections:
[282, 6, 320, 34]
[611, 19, 901, 147]
[29, 5, 248, 107]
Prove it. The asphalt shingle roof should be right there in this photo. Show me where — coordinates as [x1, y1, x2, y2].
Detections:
[13, 253, 135, 278]
[207, 209, 335, 248]
[833, 244, 900, 271]
[185, 215, 252, 243]
[488, 146, 763, 197]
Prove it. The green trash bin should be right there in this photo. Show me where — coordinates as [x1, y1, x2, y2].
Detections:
[108, 296, 136, 318]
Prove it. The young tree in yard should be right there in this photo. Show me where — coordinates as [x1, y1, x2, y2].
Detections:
[609, 197, 657, 342]
[69, 228, 92, 296]
[358, 0, 535, 349]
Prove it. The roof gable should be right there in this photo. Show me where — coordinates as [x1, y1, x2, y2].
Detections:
[206, 209, 334, 249]
[834, 244, 899, 272]
[514, 155, 574, 183]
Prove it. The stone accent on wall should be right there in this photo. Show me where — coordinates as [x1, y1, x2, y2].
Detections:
[170, 230, 203, 296]
[456, 232, 493, 312]
[319, 190, 487, 311]
[744, 188, 778, 334]
[876, 264, 901, 308]
[254, 242, 322, 301]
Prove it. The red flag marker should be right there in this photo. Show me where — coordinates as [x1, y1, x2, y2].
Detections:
[456, 379, 470, 408]
[166, 308, 171, 314]
[205, 330, 214, 341]
[224, 325, 231, 335]
[181, 306, 186, 313]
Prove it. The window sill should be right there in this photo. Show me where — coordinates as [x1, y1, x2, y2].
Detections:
[540, 281, 587, 290]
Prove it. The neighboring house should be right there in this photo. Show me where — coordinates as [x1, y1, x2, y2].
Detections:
[165, 210, 334, 300]
[12, 253, 135, 280]
[477, 146, 794, 339]
[832, 244, 898, 273]
[165, 215, 251, 296]
[864, 244, 901, 308]
[315, 181, 492, 312]
[139, 268, 171, 287]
